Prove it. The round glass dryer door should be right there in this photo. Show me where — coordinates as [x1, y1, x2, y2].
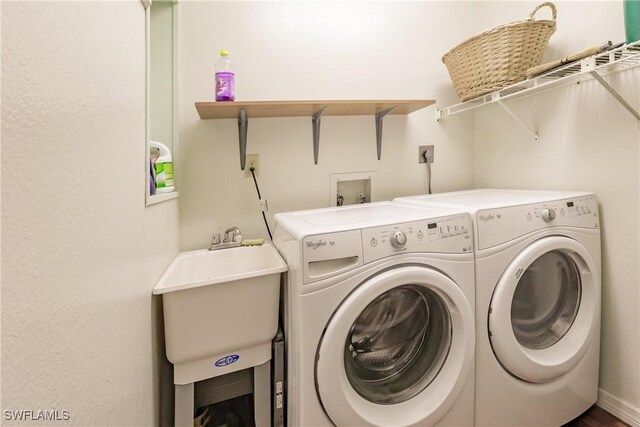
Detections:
[316, 266, 474, 427]
[510, 250, 581, 350]
[345, 285, 450, 404]
[489, 236, 600, 383]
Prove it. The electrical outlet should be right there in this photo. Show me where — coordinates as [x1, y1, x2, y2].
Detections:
[244, 154, 260, 177]
[419, 145, 435, 164]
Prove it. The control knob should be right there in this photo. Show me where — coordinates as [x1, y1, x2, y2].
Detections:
[390, 231, 407, 248]
[541, 208, 556, 222]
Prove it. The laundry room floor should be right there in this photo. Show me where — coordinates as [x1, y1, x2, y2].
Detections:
[563, 405, 631, 426]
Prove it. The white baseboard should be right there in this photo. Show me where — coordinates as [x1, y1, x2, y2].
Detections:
[597, 388, 640, 427]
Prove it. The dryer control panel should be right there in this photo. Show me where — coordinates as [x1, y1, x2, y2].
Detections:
[476, 195, 599, 250]
[362, 214, 473, 264]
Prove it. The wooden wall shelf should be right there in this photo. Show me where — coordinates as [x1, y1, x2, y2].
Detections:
[195, 100, 434, 119]
[194, 100, 435, 169]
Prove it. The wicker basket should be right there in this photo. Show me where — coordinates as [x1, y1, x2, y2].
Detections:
[443, 2, 557, 101]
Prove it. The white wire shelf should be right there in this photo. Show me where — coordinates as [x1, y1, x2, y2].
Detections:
[436, 40, 640, 122]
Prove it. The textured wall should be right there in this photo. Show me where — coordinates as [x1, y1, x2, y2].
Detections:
[473, 0, 640, 412]
[1, 2, 179, 425]
[177, 1, 480, 251]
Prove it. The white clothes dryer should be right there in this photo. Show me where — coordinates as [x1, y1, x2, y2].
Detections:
[395, 189, 601, 427]
[273, 202, 476, 427]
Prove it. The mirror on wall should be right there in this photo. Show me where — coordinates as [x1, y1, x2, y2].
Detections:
[145, 0, 179, 205]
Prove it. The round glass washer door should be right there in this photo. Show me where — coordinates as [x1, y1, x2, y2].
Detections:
[489, 236, 599, 383]
[316, 265, 474, 427]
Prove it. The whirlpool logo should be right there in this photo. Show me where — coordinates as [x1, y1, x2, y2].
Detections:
[306, 240, 327, 249]
[215, 354, 240, 367]
[479, 214, 495, 222]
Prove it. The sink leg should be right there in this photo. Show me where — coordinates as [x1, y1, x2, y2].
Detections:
[175, 382, 194, 427]
[253, 360, 271, 427]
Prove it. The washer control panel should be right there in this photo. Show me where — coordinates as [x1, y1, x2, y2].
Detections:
[476, 195, 599, 250]
[362, 214, 473, 264]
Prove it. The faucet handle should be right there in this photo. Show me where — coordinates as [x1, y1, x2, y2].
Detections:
[223, 226, 241, 243]
[211, 233, 221, 246]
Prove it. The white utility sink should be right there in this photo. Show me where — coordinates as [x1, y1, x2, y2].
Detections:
[153, 244, 287, 385]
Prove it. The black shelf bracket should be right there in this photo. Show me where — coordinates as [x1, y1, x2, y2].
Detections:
[375, 106, 397, 160]
[312, 107, 327, 165]
[238, 109, 248, 170]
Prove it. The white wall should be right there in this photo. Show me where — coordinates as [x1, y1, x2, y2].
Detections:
[1, 2, 179, 425]
[177, 1, 480, 250]
[473, 0, 640, 413]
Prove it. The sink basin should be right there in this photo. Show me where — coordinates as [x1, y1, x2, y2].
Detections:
[153, 243, 287, 295]
[153, 244, 287, 384]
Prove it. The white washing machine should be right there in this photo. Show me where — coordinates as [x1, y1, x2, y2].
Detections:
[395, 189, 601, 426]
[273, 202, 476, 427]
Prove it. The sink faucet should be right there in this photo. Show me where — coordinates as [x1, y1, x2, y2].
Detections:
[210, 227, 242, 251]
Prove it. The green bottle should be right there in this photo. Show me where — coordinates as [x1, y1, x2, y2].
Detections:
[624, 0, 640, 44]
